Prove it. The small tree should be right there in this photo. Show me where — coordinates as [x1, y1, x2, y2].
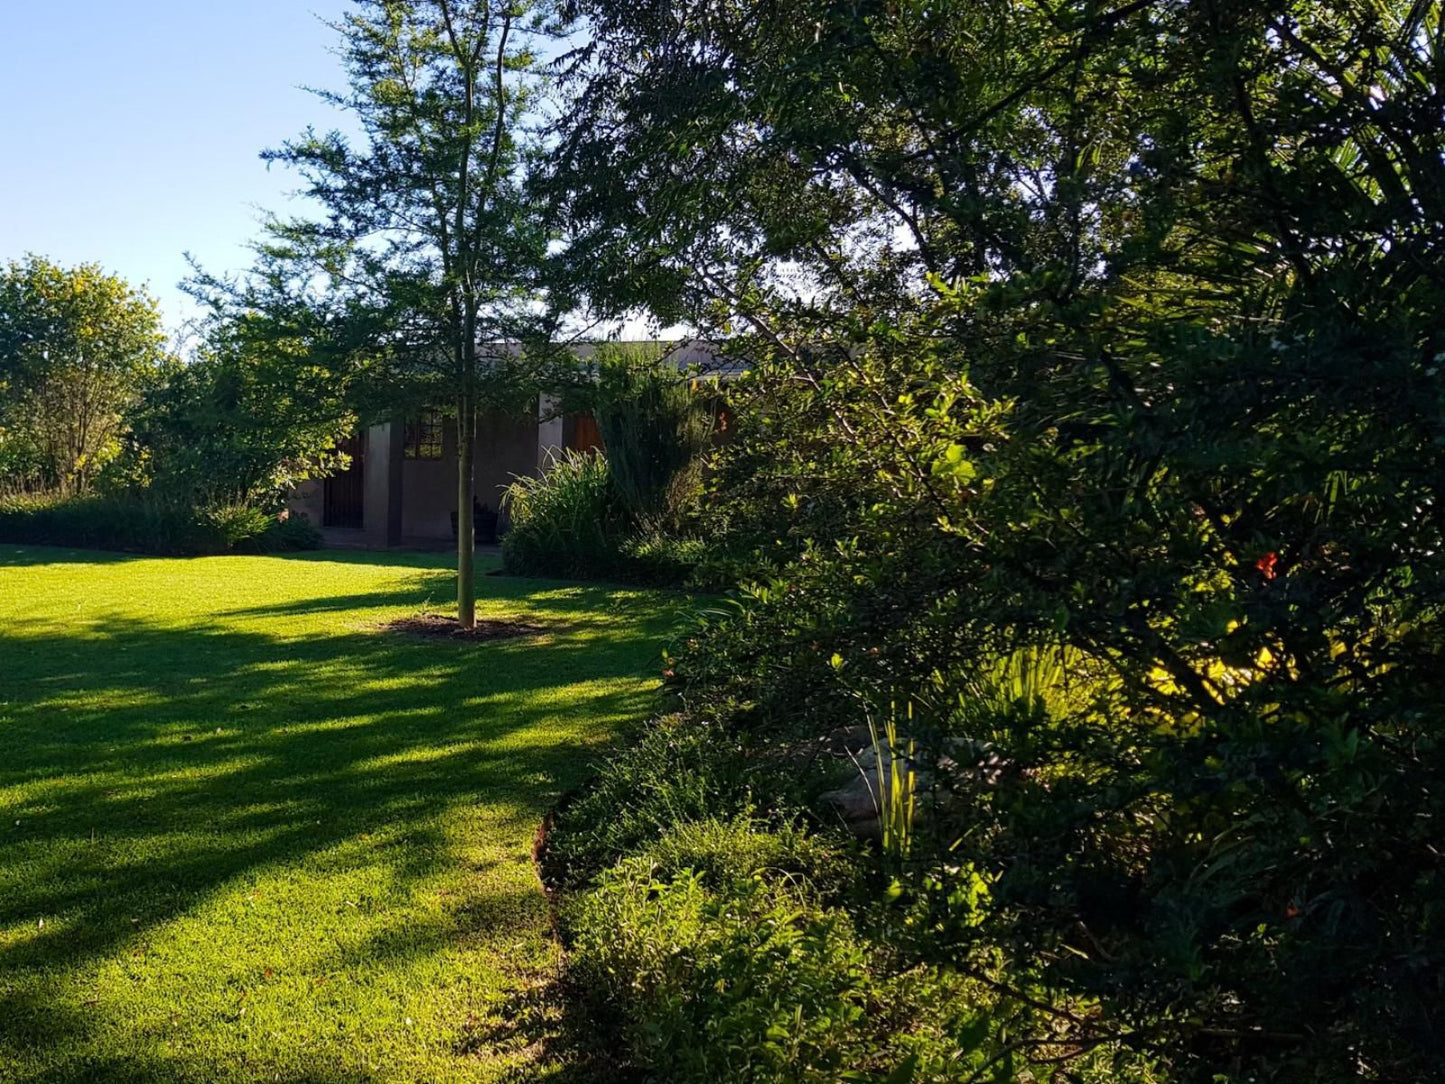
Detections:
[254, 0, 570, 628]
[0, 256, 169, 494]
[125, 310, 358, 511]
[588, 344, 713, 533]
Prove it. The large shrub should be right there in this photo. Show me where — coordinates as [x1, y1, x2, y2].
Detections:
[589, 345, 714, 532]
[501, 345, 716, 584]
[550, 0, 1445, 1079]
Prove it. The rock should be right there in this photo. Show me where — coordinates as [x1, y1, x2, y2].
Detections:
[821, 773, 886, 840]
[821, 765, 937, 821]
[819, 735, 1004, 841]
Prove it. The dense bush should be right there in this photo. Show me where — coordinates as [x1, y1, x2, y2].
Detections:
[261, 512, 325, 553]
[502, 348, 717, 585]
[0, 493, 320, 556]
[546, 0, 1445, 1080]
[564, 819, 1157, 1084]
[587, 345, 714, 532]
[501, 449, 709, 586]
[616, 531, 713, 587]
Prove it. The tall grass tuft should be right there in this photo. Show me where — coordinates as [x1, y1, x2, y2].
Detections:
[865, 701, 917, 864]
[501, 449, 625, 577]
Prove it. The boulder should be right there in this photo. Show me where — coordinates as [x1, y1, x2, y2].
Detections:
[819, 735, 1003, 841]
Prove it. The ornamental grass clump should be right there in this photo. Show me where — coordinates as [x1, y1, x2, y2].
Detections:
[501, 449, 626, 578]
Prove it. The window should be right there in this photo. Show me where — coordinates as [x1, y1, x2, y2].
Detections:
[403, 412, 444, 460]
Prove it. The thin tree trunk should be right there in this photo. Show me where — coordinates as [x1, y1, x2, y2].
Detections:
[456, 393, 477, 629]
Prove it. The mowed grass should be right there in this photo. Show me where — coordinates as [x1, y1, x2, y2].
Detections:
[0, 546, 683, 1083]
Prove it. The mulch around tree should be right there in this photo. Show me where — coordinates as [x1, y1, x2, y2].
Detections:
[383, 613, 548, 641]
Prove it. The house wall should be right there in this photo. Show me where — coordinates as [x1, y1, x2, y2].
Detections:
[393, 405, 541, 543]
[400, 428, 456, 541]
[291, 340, 739, 549]
[289, 479, 325, 529]
[288, 425, 392, 545]
[362, 422, 398, 546]
[474, 406, 538, 523]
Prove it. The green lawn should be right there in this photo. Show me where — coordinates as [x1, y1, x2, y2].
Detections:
[0, 546, 681, 1083]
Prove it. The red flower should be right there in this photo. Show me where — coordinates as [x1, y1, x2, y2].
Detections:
[1256, 552, 1279, 580]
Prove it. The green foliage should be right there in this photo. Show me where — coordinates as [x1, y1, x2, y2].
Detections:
[503, 346, 715, 585]
[0, 494, 205, 555]
[551, 0, 1445, 1079]
[866, 703, 916, 867]
[0, 255, 170, 494]
[563, 821, 980, 1084]
[0, 425, 45, 495]
[563, 819, 1159, 1083]
[121, 311, 356, 509]
[0, 257, 346, 518]
[199, 503, 274, 549]
[0, 493, 319, 556]
[263, 512, 325, 553]
[634, 818, 857, 898]
[546, 715, 754, 891]
[617, 531, 715, 588]
[501, 449, 626, 578]
[501, 449, 707, 585]
[587, 345, 714, 532]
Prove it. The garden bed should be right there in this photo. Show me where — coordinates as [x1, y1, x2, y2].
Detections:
[383, 612, 548, 641]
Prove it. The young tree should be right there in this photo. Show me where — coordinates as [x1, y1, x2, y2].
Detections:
[123, 310, 358, 511]
[260, 0, 568, 628]
[0, 256, 169, 494]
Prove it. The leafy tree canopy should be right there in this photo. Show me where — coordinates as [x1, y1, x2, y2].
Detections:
[0, 255, 170, 494]
[549, 1, 1445, 1078]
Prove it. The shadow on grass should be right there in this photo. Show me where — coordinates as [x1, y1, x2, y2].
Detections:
[0, 555, 683, 1081]
[0, 545, 144, 568]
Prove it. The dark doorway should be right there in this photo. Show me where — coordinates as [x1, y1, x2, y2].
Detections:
[324, 433, 366, 528]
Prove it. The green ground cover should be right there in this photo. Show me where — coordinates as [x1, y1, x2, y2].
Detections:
[0, 546, 680, 1083]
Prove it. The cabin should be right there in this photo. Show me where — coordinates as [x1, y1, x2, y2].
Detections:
[287, 340, 729, 549]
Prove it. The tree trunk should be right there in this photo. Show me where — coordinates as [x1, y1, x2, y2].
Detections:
[456, 395, 477, 629]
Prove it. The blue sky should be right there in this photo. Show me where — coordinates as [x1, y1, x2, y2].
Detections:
[0, 2, 354, 334]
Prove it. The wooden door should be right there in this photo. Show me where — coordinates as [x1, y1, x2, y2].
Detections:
[324, 433, 366, 528]
[568, 412, 604, 453]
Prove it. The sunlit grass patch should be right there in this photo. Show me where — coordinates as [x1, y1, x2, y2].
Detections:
[0, 545, 677, 1083]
